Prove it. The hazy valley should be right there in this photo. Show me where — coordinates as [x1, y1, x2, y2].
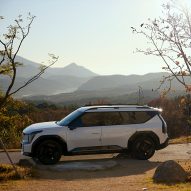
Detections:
[0, 56, 187, 105]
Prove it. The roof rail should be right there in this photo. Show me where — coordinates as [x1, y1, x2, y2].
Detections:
[84, 103, 140, 107]
[136, 106, 151, 109]
[85, 105, 151, 111]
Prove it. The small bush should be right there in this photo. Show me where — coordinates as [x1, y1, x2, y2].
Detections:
[0, 164, 32, 181]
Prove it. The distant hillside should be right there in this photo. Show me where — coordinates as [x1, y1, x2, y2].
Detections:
[0, 55, 97, 78]
[77, 72, 169, 91]
[44, 63, 97, 78]
[13, 56, 97, 78]
[1, 56, 188, 102]
[12, 56, 40, 78]
[25, 88, 186, 106]
[0, 75, 89, 97]
[24, 70, 188, 105]
[0, 56, 97, 96]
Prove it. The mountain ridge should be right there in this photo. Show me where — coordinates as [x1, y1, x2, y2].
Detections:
[0, 55, 97, 96]
[77, 72, 169, 91]
[1, 56, 185, 104]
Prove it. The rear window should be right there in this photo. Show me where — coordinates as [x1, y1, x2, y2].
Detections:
[119, 111, 156, 124]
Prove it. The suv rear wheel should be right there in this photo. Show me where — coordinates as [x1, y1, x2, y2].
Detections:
[35, 140, 62, 165]
[132, 136, 155, 160]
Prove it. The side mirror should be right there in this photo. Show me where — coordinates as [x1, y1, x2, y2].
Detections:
[68, 125, 77, 130]
[68, 118, 82, 130]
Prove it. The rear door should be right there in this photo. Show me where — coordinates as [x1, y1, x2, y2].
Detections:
[101, 111, 135, 148]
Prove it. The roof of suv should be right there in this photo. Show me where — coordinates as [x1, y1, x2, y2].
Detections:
[78, 105, 162, 112]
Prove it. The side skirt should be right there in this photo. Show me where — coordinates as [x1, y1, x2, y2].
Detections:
[64, 145, 129, 156]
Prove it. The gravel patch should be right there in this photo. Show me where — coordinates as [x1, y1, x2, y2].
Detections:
[37, 160, 118, 171]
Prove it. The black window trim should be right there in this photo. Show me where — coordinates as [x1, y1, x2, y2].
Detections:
[68, 110, 159, 129]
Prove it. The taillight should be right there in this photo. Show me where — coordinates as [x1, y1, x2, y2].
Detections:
[158, 114, 167, 134]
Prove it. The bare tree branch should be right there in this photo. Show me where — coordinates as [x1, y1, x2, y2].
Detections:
[13, 16, 35, 60]
[0, 14, 58, 108]
[9, 56, 59, 96]
[132, 1, 191, 94]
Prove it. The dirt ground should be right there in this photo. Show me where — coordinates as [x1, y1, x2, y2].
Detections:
[0, 159, 163, 191]
[0, 158, 191, 191]
[0, 144, 191, 191]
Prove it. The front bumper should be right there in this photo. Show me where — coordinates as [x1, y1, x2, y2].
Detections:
[22, 152, 33, 157]
[156, 138, 169, 150]
[21, 142, 33, 157]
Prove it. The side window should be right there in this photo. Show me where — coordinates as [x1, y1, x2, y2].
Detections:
[81, 112, 122, 126]
[103, 112, 122, 126]
[120, 111, 156, 124]
[69, 112, 123, 127]
[81, 112, 105, 127]
[131, 111, 152, 123]
[119, 112, 131, 124]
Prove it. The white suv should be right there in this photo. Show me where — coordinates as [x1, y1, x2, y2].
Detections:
[22, 105, 169, 164]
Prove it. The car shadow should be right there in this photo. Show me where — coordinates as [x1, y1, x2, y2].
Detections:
[33, 153, 161, 180]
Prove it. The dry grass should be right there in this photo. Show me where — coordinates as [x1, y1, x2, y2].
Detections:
[0, 164, 32, 181]
[178, 160, 191, 182]
[146, 178, 191, 191]
[169, 136, 191, 144]
[0, 149, 21, 152]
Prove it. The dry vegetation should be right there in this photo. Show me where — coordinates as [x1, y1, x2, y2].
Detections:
[0, 164, 32, 181]
[146, 180, 191, 191]
[170, 136, 191, 144]
[178, 160, 191, 181]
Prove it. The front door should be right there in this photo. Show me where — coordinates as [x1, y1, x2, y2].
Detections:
[66, 112, 102, 151]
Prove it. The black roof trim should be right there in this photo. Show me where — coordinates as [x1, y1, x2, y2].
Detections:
[86, 106, 151, 111]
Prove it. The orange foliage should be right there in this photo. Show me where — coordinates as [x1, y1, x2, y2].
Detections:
[148, 97, 190, 138]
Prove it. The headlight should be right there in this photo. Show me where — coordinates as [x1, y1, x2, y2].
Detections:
[22, 130, 42, 144]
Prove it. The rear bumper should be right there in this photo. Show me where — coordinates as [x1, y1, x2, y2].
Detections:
[156, 138, 169, 150]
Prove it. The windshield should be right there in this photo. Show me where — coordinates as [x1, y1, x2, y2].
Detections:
[57, 109, 82, 126]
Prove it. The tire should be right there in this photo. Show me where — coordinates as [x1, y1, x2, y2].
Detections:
[35, 140, 62, 165]
[132, 136, 155, 160]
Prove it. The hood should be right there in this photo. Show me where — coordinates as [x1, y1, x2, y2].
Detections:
[23, 121, 60, 134]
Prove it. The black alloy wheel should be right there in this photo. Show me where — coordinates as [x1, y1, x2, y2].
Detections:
[36, 140, 62, 165]
[132, 136, 155, 160]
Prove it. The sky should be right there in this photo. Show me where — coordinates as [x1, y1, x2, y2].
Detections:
[0, 0, 185, 75]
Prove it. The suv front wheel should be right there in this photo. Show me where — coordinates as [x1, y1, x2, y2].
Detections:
[35, 140, 62, 165]
[132, 136, 155, 160]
